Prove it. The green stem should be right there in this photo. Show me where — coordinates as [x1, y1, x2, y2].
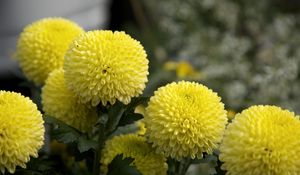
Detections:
[92, 102, 125, 175]
[106, 108, 125, 134]
[93, 113, 108, 175]
[92, 147, 100, 175]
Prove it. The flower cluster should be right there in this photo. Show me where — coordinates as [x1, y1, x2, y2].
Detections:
[0, 91, 44, 173]
[13, 16, 153, 174]
[11, 15, 300, 175]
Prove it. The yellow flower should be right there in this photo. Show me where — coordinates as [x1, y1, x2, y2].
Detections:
[101, 134, 167, 175]
[134, 105, 146, 116]
[42, 69, 97, 133]
[220, 105, 300, 175]
[64, 30, 149, 106]
[134, 105, 147, 135]
[226, 109, 236, 120]
[16, 17, 83, 85]
[135, 120, 147, 136]
[163, 61, 178, 70]
[164, 60, 202, 79]
[145, 81, 227, 160]
[0, 91, 44, 173]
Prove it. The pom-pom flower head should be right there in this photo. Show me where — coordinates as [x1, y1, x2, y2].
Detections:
[220, 105, 300, 175]
[16, 17, 84, 85]
[101, 134, 167, 175]
[145, 81, 227, 160]
[42, 69, 97, 133]
[0, 91, 45, 173]
[64, 30, 149, 106]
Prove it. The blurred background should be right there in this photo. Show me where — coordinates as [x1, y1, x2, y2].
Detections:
[1, 0, 300, 112]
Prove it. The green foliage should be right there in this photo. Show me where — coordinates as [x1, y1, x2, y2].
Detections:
[77, 136, 98, 153]
[107, 155, 141, 175]
[108, 122, 140, 139]
[38, 97, 148, 175]
[44, 115, 81, 144]
[105, 97, 148, 132]
[14, 156, 68, 175]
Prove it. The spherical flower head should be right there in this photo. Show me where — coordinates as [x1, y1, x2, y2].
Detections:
[101, 134, 167, 175]
[42, 69, 98, 133]
[0, 91, 45, 173]
[145, 81, 227, 160]
[220, 105, 300, 175]
[64, 30, 149, 106]
[16, 17, 84, 85]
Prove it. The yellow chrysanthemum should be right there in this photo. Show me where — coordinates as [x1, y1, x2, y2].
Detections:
[16, 17, 84, 85]
[134, 106, 147, 135]
[0, 91, 45, 173]
[101, 134, 167, 175]
[134, 105, 146, 116]
[64, 30, 149, 106]
[42, 69, 97, 133]
[135, 120, 147, 136]
[145, 81, 227, 160]
[220, 105, 300, 175]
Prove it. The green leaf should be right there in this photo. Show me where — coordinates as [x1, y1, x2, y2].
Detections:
[106, 102, 126, 133]
[44, 115, 78, 131]
[125, 97, 149, 111]
[118, 113, 143, 126]
[15, 170, 43, 175]
[52, 126, 80, 143]
[105, 97, 149, 135]
[107, 154, 141, 175]
[77, 136, 98, 153]
[108, 122, 140, 139]
[15, 156, 62, 175]
[44, 115, 81, 143]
